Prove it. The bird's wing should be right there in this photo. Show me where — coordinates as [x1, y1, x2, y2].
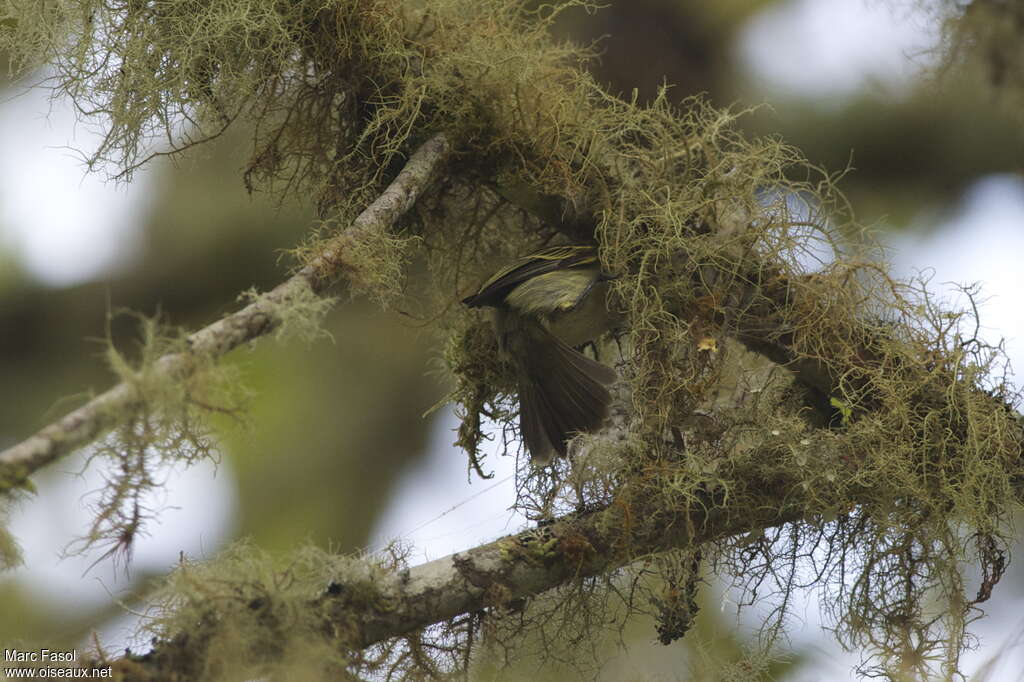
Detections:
[462, 245, 598, 308]
[504, 269, 597, 317]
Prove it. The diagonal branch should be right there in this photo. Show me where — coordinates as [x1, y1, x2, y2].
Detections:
[0, 133, 452, 493]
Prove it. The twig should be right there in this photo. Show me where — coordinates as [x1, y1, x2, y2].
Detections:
[0, 133, 452, 492]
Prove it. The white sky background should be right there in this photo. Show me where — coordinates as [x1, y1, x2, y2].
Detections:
[739, 0, 941, 101]
[1, 0, 1023, 677]
[0, 82, 149, 286]
[5, 454, 237, 650]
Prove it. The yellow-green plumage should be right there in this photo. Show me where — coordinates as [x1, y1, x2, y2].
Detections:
[463, 245, 617, 465]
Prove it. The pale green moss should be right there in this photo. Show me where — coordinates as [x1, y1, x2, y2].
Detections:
[238, 286, 337, 344]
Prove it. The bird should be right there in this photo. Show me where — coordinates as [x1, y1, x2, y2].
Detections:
[462, 245, 618, 465]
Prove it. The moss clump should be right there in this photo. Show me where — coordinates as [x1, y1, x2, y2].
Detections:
[316, 225, 421, 311]
[445, 319, 518, 478]
[0, 497, 23, 569]
[131, 542, 401, 680]
[237, 285, 337, 344]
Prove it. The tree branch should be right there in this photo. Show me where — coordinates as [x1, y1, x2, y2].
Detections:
[0, 133, 452, 492]
[106, 468, 807, 680]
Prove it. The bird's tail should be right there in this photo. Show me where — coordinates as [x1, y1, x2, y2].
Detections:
[515, 324, 616, 465]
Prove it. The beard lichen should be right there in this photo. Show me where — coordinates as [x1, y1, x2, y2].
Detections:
[70, 312, 248, 566]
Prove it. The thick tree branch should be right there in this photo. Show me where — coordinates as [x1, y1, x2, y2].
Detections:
[107, 468, 807, 680]
[0, 133, 452, 492]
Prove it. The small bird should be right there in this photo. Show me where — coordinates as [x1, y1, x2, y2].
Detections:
[462, 245, 617, 465]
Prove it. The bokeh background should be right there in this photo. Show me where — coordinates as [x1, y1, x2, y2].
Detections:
[1, 1, 1022, 679]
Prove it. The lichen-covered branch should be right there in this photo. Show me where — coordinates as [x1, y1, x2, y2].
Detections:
[98, 466, 807, 681]
[0, 132, 451, 493]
